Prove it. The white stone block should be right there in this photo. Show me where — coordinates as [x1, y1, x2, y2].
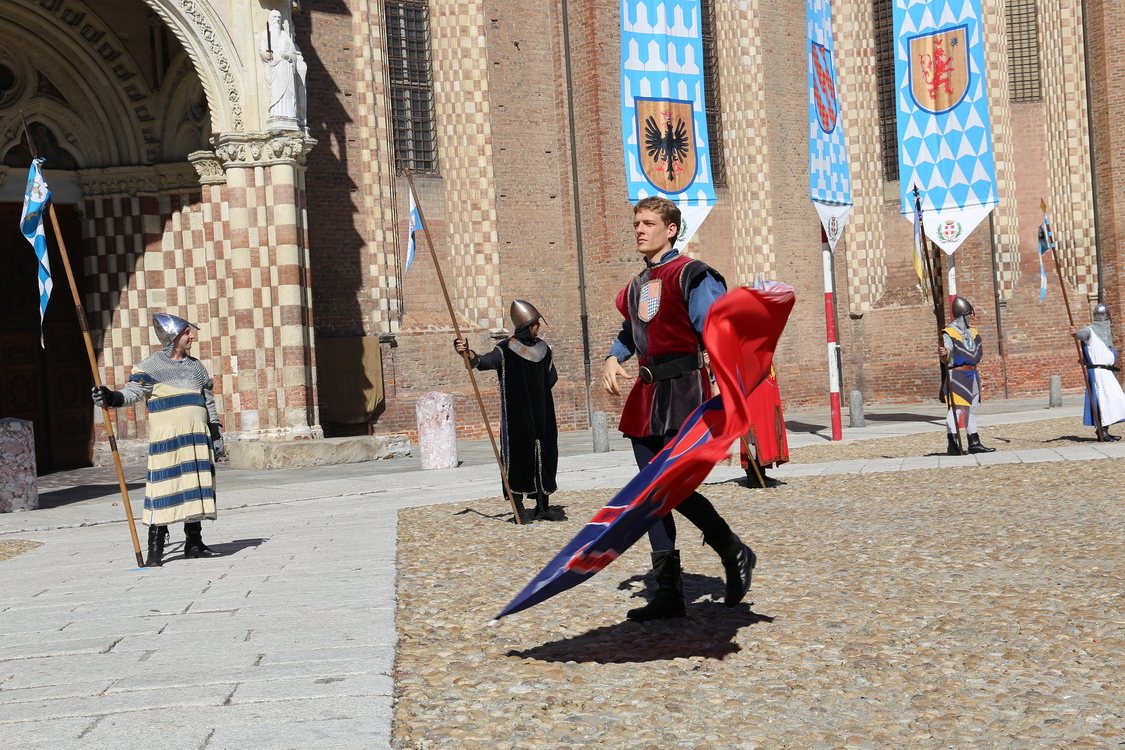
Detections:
[415, 392, 457, 470]
[0, 418, 38, 513]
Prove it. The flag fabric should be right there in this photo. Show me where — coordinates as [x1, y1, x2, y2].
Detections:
[497, 282, 796, 619]
[405, 189, 421, 276]
[894, 0, 998, 254]
[807, 0, 852, 249]
[1037, 218, 1052, 302]
[912, 200, 926, 283]
[620, 0, 717, 246]
[21, 158, 53, 347]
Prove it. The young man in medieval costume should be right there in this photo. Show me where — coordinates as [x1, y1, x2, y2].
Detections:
[454, 301, 561, 522]
[602, 195, 756, 622]
[92, 313, 225, 567]
[938, 296, 995, 455]
[1069, 303, 1125, 441]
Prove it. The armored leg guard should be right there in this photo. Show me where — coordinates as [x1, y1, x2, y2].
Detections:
[966, 433, 995, 454]
[709, 534, 757, 607]
[183, 522, 222, 559]
[144, 525, 166, 568]
[627, 550, 686, 622]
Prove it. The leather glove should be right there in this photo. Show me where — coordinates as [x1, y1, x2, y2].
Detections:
[209, 422, 225, 459]
[91, 385, 124, 408]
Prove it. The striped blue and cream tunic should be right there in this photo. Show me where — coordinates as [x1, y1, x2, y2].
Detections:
[119, 351, 220, 527]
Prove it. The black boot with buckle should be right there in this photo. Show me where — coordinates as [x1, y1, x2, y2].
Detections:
[144, 524, 166, 568]
[183, 521, 222, 559]
[627, 550, 686, 621]
[966, 433, 995, 453]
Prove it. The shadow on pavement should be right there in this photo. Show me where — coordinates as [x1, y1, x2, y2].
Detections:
[508, 599, 773, 663]
[37, 482, 146, 508]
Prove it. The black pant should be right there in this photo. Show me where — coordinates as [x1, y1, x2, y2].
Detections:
[631, 435, 733, 552]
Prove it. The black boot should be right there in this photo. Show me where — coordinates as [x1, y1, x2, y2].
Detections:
[627, 550, 686, 621]
[710, 534, 757, 607]
[1100, 429, 1122, 442]
[183, 521, 222, 559]
[144, 525, 166, 568]
[946, 434, 963, 456]
[510, 494, 530, 523]
[533, 493, 560, 521]
[966, 433, 995, 454]
[744, 469, 779, 488]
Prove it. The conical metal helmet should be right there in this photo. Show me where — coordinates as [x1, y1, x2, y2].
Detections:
[152, 313, 199, 347]
[950, 296, 974, 319]
[1093, 303, 1111, 321]
[510, 300, 545, 332]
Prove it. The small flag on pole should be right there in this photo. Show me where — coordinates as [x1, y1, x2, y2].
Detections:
[21, 157, 52, 347]
[405, 189, 421, 276]
[912, 199, 925, 284]
[1037, 218, 1052, 302]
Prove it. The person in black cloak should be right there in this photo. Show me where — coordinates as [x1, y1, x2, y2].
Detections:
[454, 300, 562, 522]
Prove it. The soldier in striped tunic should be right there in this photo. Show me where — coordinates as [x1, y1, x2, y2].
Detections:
[92, 314, 225, 567]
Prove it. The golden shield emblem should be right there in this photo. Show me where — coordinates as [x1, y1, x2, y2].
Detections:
[636, 97, 698, 194]
[909, 25, 969, 115]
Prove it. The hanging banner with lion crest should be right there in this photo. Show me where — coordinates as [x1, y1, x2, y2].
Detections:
[621, 0, 717, 245]
[807, 0, 852, 250]
[893, 0, 997, 254]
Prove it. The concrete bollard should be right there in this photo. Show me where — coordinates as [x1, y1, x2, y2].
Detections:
[415, 392, 458, 470]
[0, 418, 38, 513]
[592, 411, 609, 453]
[849, 390, 865, 429]
[1049, 375, 1063, 408]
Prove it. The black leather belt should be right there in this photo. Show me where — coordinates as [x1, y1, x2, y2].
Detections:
[638, 352, 703, 384]
[1087, 363, 1120, 372]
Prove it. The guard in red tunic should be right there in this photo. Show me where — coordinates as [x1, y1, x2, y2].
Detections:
[739, 364, 789, 487]
[603, 196, 756, 622]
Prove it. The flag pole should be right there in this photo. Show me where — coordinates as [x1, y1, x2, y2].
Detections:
[1041, 199, 1104, 442]
[402, 171, 525, 523]
[915, 188, 964, 455]
[20, 112, 145, 566]
[820, 226, 843, 440]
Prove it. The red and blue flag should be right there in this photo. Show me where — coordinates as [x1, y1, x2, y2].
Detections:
[497, 282, 795, 619]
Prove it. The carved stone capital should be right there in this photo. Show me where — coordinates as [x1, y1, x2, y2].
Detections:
[212, 131, 317, 169]
[188, 150, 227, 185]
[77, 162, 203, 198]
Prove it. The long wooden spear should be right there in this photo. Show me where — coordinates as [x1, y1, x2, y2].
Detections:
[402, 172, 525, 523]
[915, 188, 964, 455]
[1041, 199, 1105, 441]
[20, 112, 145, 565]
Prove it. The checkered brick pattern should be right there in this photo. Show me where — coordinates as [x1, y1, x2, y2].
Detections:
[712, 0, 776, 285]
[353, 0, 403, 335]
[821, 0, 886, 311]
[429, 0, 504, 330]
[1039, 0, 1098, 295]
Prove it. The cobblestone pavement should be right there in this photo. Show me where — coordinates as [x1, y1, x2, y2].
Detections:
[394, 459, 1125, 749]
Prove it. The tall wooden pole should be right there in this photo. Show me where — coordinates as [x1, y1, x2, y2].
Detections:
[21, 112, 145, 566]
[1041, 200, 1105, 441]
[402, 172, 525, 523]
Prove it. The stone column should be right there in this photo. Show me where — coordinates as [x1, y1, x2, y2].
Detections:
[213, 131, 321, 441]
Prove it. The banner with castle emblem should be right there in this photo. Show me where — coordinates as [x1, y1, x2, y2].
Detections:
[894, 0, 997, 254]
[807, 0, 852, 250]
[621, 0, 717, 245]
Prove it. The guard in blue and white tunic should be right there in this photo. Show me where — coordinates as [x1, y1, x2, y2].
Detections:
[92, 313, 225, 567]
[939, 297, 995, 455]
[1070, 303, 1125, 440]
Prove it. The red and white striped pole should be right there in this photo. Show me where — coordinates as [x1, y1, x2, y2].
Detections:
[822, 226, 843, 440]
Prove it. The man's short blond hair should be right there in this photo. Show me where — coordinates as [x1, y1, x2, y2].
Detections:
[633, 196, 681, 236]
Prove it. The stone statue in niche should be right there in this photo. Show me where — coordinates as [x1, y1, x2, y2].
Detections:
[258, 9, 307, 131]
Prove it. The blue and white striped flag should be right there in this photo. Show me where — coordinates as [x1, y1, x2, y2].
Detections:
[808, 0, 852, 250]
[21, 158, 52, 347]
[1037, 218, 1052, 302]
[406, 188, 421, 276]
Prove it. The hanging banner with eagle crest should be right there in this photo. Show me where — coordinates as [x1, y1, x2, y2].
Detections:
[894, 0, 997, 254]
[621, 0, 717, 245]
[807, 0, 852, 250]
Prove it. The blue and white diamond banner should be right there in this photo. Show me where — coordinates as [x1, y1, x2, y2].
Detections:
[807, 0, 852, 250]
[894, 0, 997, 254]
[621, 0, 717, 246]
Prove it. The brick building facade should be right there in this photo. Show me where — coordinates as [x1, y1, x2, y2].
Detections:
[0, 0, 1120, 472]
